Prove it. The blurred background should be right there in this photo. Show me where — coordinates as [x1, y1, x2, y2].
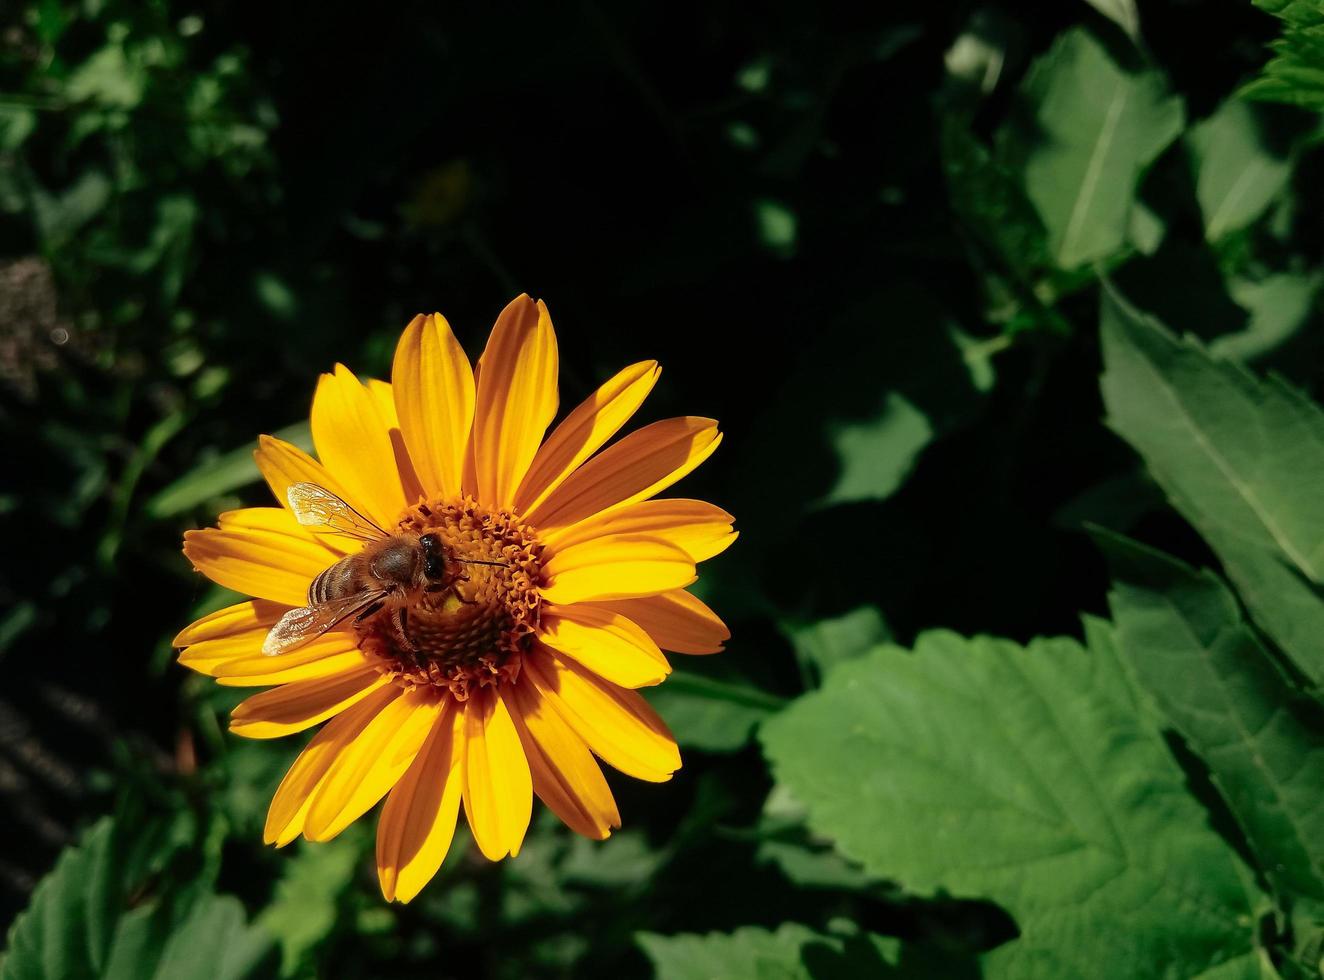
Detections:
[0, 1, 1317, 977]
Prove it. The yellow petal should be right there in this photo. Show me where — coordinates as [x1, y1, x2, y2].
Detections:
[264, 684, 399, 845]
[183, 508, 336, 606]
[525, 647, 680, 782]
[540, 534, 696, 605]
[538, 603, 671, 688]
[303, 689, 444, 842]
[471, 295, 559, 508]
[594, 590, 730, 654]
[173, 599, 284, 647]
[213, 641, 368, 688]
[230, 665, 388, 739]
[310, 364, 408, 528]
[513, 360, 660, 514]
[461, 687, 532, 861]
[392, 312, 475, 498]
[504, 682, 619, 840]
[181, 629, 346, 676]
[253, 435, 361, 553]
[377, 704, 464, 903]
[524, 417, 722, 532]
[542, 498, 736, 563]
[366, 378, 427, 505]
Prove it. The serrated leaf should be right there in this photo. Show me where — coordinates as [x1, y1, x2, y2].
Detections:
[760, 630, 1266, 979]
[1102, 531, 1324, 913]
[1187, 99, 1292, 242]
[2, 817, 274, 980]
[1, 818, 116, 980]
[637, 924, 918, 980]
[1242, 0, 1324, 111]
[1006, 28, 1183, 268]
[1099, 289, 1324, 684]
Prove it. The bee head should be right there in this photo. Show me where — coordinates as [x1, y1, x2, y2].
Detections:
[419, 533, 446, 580]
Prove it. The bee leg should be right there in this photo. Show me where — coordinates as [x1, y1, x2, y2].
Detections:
[354, 600, 384, 624]
[395, 607, 427, 668]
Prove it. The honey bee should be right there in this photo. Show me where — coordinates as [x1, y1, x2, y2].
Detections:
[262, 482, 504, 657]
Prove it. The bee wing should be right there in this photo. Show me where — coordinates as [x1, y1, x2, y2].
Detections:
[262, 590, 389, 656]
[286, 482, 388, 542]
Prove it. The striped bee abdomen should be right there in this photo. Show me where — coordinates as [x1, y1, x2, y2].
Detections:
[309, 558, 359, 604]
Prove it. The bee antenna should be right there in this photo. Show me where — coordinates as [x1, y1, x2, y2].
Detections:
[453, 557, 510, 568]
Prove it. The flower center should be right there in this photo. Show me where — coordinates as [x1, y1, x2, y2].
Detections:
[355, 495, 543, 700]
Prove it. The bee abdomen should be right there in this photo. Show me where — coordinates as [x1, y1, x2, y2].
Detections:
[310, 558, 356, 604]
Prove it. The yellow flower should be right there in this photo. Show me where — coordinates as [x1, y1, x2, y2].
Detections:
[175, 295, 733, 902]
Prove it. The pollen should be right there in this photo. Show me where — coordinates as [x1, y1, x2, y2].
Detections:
[357, 495, 544, 700]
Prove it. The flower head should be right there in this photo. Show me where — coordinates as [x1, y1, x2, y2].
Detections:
[176, 295, 733, 902]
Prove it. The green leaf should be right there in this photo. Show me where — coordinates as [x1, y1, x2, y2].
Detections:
[760, 629, 1267, 979]
[1082, 0, 1141, 43]
[1099, 288, 1324, 684]
[1, 818, 116, 980]
[1005, 28, 1183, 268]
[2, 817, 275, 980]
[256, 836, 361, 977]
[1242, 0, 1324, 111]
[1211, 274, 1321, 364]
[782, 606, 891, 684]
[638, 924, 922, 980]
[1102, 531, 1324, 913]
[1187, 99, 1292, 242]
[643, 669, 784, 753]
[146, 421, 311, 518]
[149, 896, 274, 980]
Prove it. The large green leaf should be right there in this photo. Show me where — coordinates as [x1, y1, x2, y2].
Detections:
[760, 628, 1267, 979]
[1102, 532, 1324, 916]
[637, 924, 935, 980]
[1187, 99, 1292, 242]
[1006, 28, 1183, 268]
[1099, 289, 1324, 684]
[1, 817, 275, 980]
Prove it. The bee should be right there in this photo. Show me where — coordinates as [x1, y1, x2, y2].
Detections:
[262, 482, 504, 657]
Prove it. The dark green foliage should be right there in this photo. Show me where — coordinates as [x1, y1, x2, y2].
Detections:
[4, 0, 1324, 977]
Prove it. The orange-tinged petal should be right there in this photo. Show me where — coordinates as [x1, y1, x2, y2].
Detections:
[254, 435, 362, 553]
[377, 704, 464, 903]
[265, 684, 399, 846]
[230, 665, 387, 739]
[525, 647, 680, 782]
[311, 364, 408, 528]
[540, 534, 696, 605]
[461, 687, 532, 861]
[542, 498, 736, 563]
[525, 417, 722, 531]
[173, 599, 284, 647]
[183, 508, 336, 606]
[471, 295, 559, 507]
[213, 642, 368, 688]
[594, 590, 730, 654]
[392, 312, 475, 498]
[303, 689, 443, 842]
[504, 682, 619, 840]
[513, 360, 660, 514]
[367, 378, 427, 505]
[538, 603, 671, 688]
